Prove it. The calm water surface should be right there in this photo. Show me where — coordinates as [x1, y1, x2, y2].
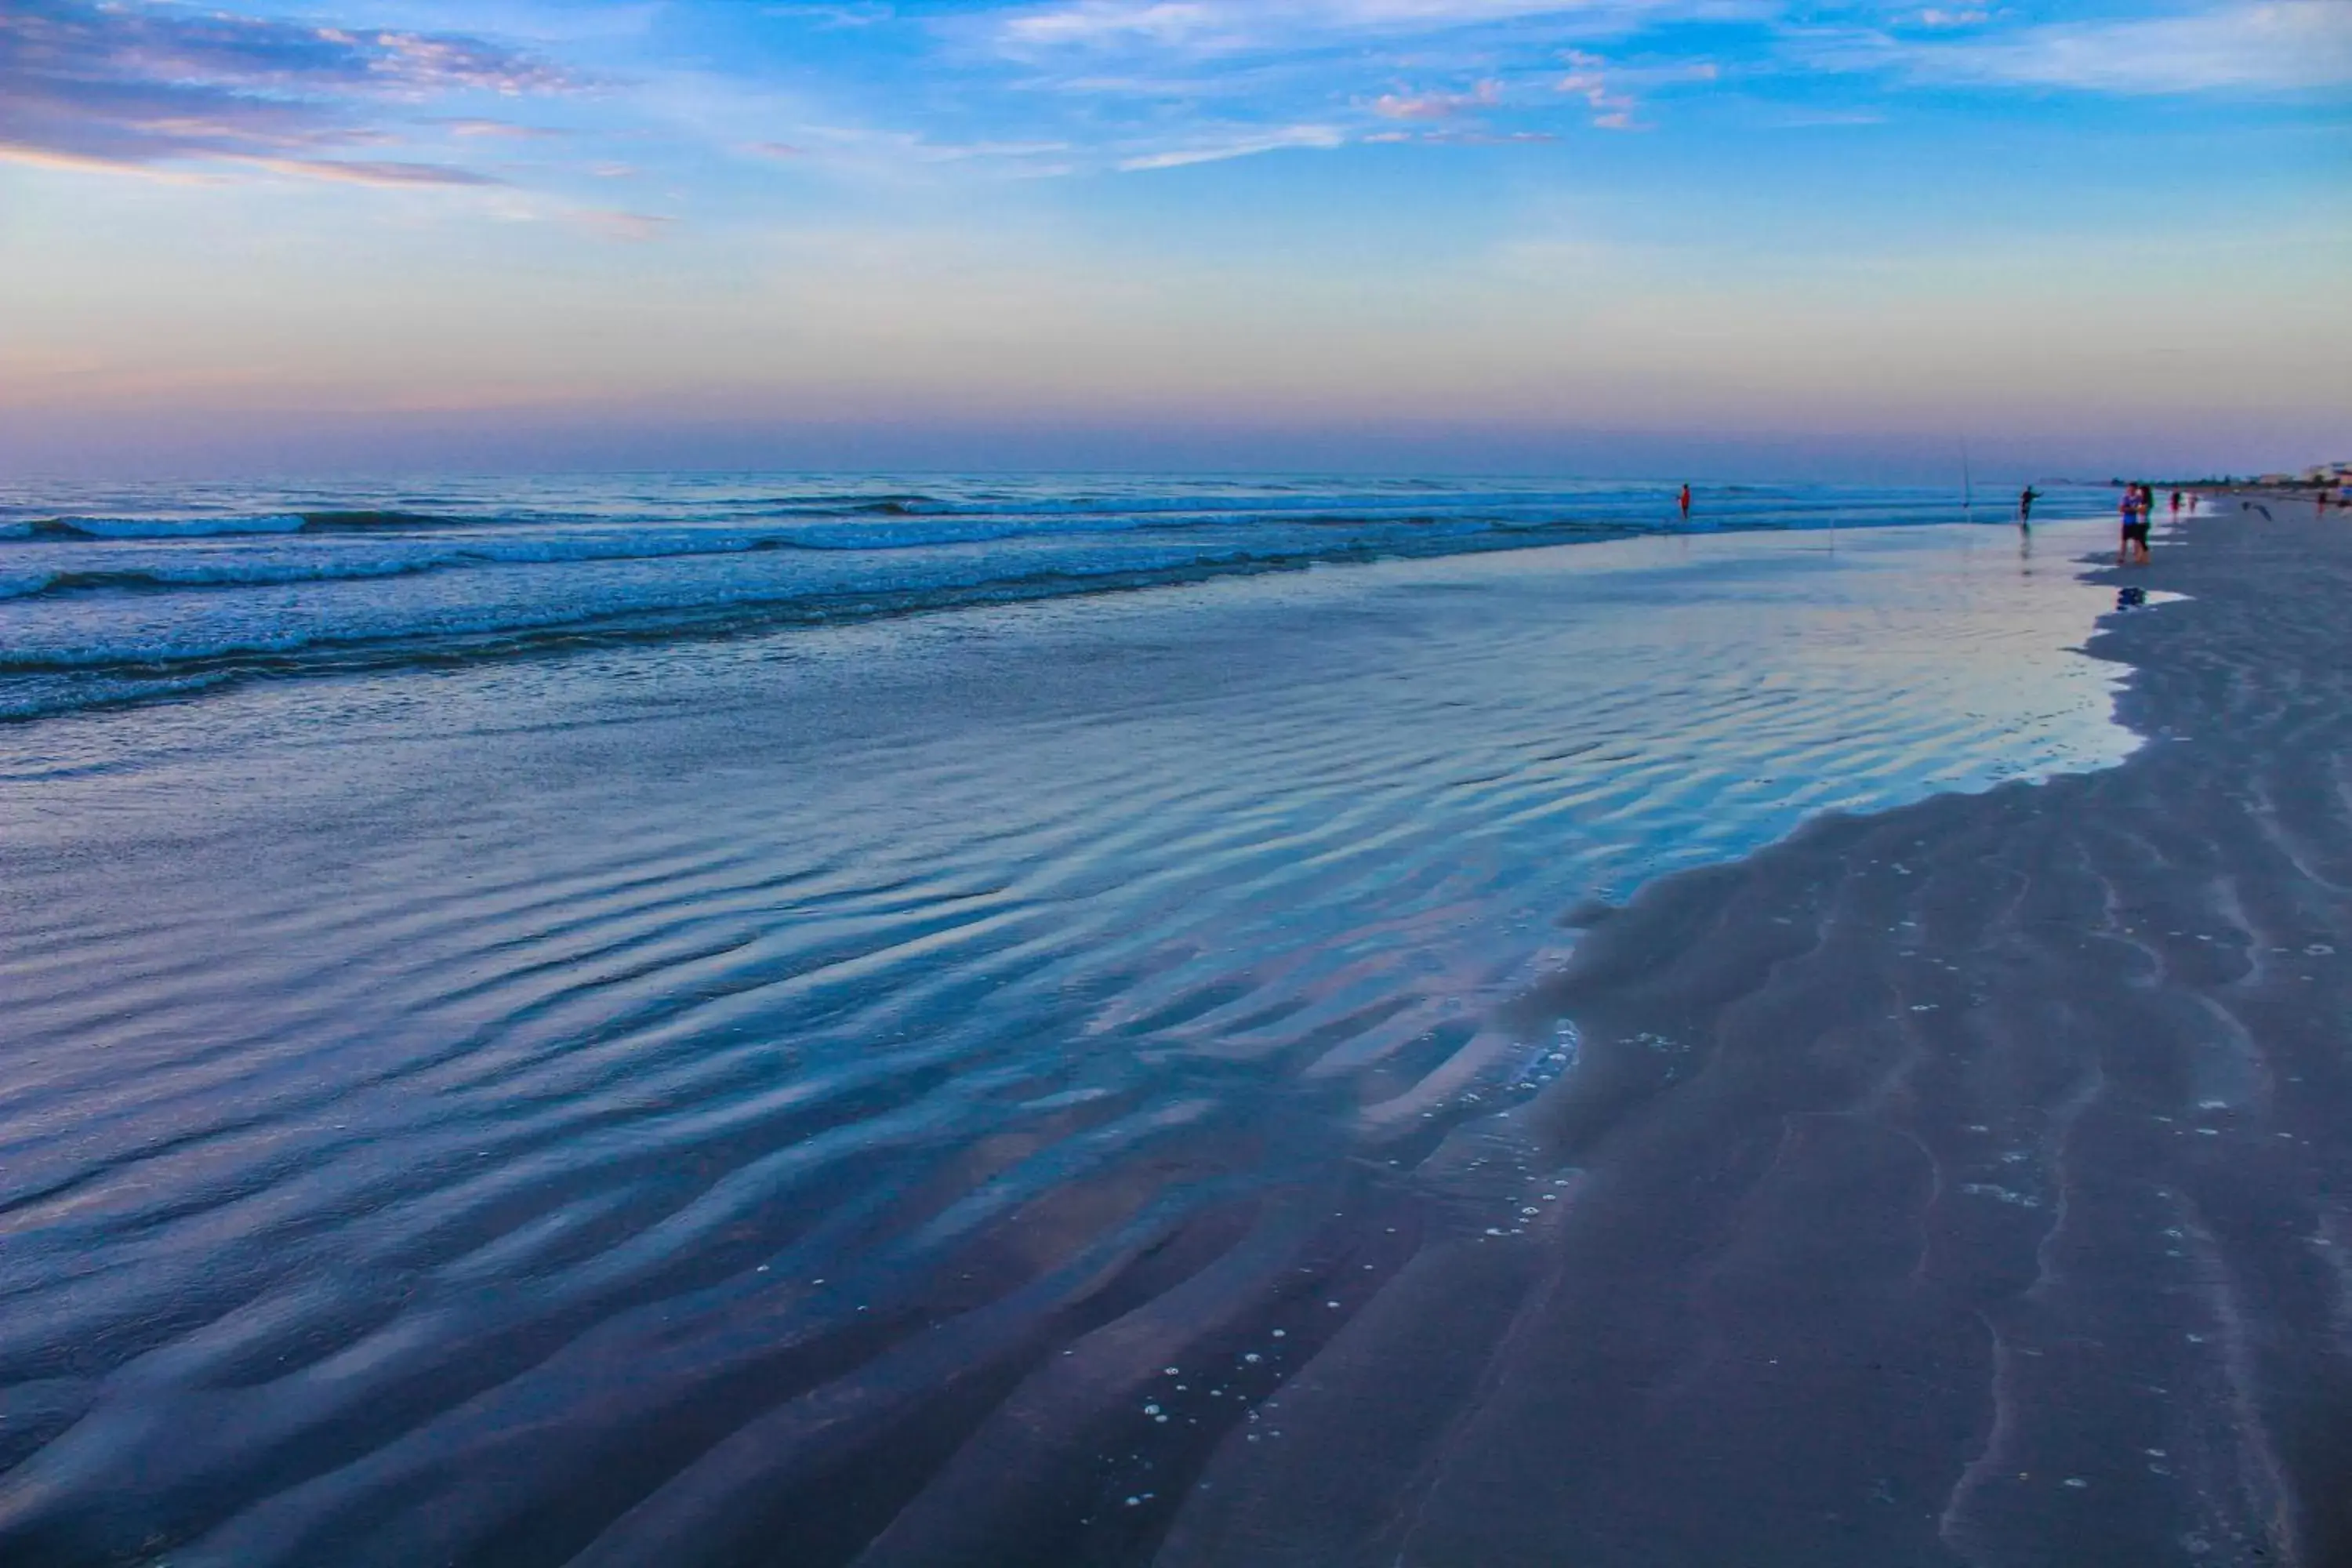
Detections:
[0, 495, 2136, 1566]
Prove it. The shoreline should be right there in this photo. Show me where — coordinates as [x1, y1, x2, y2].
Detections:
[0, 510, 2330, 1566]
[1154, 506, 2352, 1565]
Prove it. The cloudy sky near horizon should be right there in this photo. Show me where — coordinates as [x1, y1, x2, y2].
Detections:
[2, 0, 2346, 478]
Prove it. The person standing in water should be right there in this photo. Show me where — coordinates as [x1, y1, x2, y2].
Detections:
[2018, 485, 2039, 527]
[1678, 483, 1691, 522]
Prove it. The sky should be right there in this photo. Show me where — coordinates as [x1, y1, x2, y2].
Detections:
[0, 0, 2346, 479]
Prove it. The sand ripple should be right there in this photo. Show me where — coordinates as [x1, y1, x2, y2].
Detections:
[0, 524, 2143, 1566]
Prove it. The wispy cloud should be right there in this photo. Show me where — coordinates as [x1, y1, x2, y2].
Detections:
[977, 0, 1709, 165]
[1811, 2, 2352, 93]
[996, 0, 1660, 57]
[575, 208, 671, 240]
[1557, 49, 1641, 128]
[757, 124, 1073, 169]
[1118, 122, 1345, 169]
[1551, 48, 1717, 128]
[1373, 80, 1501, 120]
[1001, 2, 1234, 51]
[765, 2, 896, 28]
[0, 140, 219, 180]
[435, 116, 571, 139]
[246, 155, 502, 185]
[1419, 127, 1556, 143]
[0, 0, 572, 179]
[1359, 74, 1581, 143]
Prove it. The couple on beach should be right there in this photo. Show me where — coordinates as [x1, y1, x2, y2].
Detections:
[2118, 482, 2158, 565]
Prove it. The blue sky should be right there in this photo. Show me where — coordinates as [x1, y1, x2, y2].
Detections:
[1, 0, 2346, 477]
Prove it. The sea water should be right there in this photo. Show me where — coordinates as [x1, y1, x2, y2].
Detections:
[0, 477, 2134, 1564]
[0, 474, 2105, 721]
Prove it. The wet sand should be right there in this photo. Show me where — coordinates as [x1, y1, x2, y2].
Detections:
[1154, 503, 2352, 1568]
[1, 511, 2342, 1566]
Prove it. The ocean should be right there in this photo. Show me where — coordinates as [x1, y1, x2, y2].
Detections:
[0, 476, 2139, 1565]
[0, 474, 2104, 722]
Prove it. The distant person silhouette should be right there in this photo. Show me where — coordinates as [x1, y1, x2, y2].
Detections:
[2170, 489, 2183, 517]
[1678, 483, 1691, 522]
[2018, 485, 2039, 527]
[2119, 485, 2151, 565]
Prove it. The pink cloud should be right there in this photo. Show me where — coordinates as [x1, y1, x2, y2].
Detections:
[1558, 51, 1643, 129]
[0, 0, 570, 180]
[1372, 79, 1501, 120]
[1425, 128, 1557, 144]
[245, 156, 503, 186]
[438, 118, 571, 140]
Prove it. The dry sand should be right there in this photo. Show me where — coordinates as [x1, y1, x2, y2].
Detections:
[1146, 501, 2352, 1568]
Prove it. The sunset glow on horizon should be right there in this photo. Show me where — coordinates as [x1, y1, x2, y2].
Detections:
[3, 0, 2347, 479]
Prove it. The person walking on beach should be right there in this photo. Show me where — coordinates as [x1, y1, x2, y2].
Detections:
[1678, 483, 1691, 522]
[2170, 488, 2183, 517]
[2119, 485, 2151, 566]
[2018, 485, 2039, 528]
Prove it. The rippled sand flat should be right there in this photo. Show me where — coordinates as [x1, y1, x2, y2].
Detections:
[0, 521, 2146, 1565]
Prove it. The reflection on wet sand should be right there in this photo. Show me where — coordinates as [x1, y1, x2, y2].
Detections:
[0, 523, 2142, 1566]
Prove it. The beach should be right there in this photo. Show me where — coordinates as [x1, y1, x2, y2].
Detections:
[1, 494, 2344, 1566]
[1157, 499, 2352, 1568]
